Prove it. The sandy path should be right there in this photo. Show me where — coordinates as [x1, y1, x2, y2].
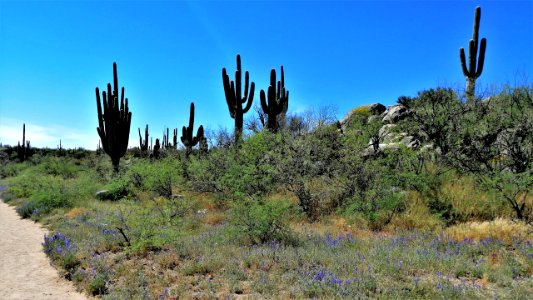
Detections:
[0, 200, 88, 300]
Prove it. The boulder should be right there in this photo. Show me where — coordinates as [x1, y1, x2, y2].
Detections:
[378, 124, 397, 144]
[382, 104, 411, 124]
[339, 103, 386, 132]
[95, 190, 111, 200]
[369, 103, 386, 115]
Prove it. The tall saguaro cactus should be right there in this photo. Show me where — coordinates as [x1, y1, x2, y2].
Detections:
[139, 124, 149, 153]
[459, 6, 487, 103]
[260, 66, 289, 132]
[96, 62, 132, 172]
[17, 123, 30, 162]
[181, 102, 204, 156]
[222, 54, 255, 143]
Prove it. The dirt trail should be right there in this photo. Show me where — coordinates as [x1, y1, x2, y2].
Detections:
[0, 199, 88, 300]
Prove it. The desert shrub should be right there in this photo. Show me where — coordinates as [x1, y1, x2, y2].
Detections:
[216, 131, 285, 196]
[229, 197, 297, 245]
[0, 161, 27, 178]
[292, 177, 348, 221]
[444, 85, 533, 220]
[13, 175, 72, 218]
[407, 87, 462, 155]
[101, 176, 132, 201]
[40, 156, 80, 179]
[186, 148, 234, 194]
[128, 158, 180, 198]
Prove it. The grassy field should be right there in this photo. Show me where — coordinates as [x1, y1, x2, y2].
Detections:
[1, 152, 531, 299]
[1, 85, 532, 299]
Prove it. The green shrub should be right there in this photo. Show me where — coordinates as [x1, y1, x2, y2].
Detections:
[101, 176, 131, 201]
[40, 157, 79, 179]
[229, 197, 297, 245]
[128, 158, 180, 198]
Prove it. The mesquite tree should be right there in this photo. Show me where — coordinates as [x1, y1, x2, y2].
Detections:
[95, 62, 132, 172]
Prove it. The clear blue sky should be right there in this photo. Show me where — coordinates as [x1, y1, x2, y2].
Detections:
[0, 0, 531, 149]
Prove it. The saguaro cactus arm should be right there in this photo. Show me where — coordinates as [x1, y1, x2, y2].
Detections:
[260, 66, 289, 131]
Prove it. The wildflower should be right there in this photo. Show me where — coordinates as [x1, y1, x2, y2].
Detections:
[313, 269, 325, 281]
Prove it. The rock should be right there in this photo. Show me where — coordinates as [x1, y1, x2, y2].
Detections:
[369, 103, 386, 115]
[339, 103, 386, 132]
[382, 104, 411, 123]
[378, 124, 397, 144]
[95, 190, 110, 200]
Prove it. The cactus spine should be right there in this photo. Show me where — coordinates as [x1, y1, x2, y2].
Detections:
[222, 54, 255, 143]
[181, 102, 204, 156]
[95, 62, 132, 172]
[139, 124, 149, 153]
[260, 66, 289, 132]
[459, 6, 487, 103]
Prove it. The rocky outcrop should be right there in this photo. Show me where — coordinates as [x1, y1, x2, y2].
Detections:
[339, 103, 386, 133]
[381, 104, 411, 124]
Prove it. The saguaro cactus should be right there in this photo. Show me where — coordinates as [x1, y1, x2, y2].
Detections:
[173, 128, 178, 150]
[139, 124, 149, 153]
[181, 102, 204, 156]
[459, 6, 487, 103]
[260, 66, 289, 132]
[17, 123, 29, 162]
[152, 138, 161, 159]
[222, 54, 255, 142]
[95, 62, 132, 172]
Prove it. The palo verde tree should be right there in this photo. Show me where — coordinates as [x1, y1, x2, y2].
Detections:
[260, 66, 289, 132]
[459, 6, 487, 104]
[222, 54, 255, 143]
[181, 102, 204, 156]
[95, 62, 132, 172]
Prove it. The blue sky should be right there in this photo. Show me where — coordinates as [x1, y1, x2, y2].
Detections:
[0, 0, 531, 149]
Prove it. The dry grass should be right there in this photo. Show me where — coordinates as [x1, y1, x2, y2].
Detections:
[64, 207, 88, 219]
[444, 218, 533, 244]
[440, 176, 498, 221]
[387, 191, 443, 231]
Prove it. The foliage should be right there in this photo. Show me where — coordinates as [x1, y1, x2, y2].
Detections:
[229, 197, 296, 245]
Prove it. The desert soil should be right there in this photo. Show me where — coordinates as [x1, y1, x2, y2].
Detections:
[0, 199, 88, 300]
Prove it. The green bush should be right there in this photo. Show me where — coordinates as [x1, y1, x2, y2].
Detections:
[40, 157, 80, 179]
[128, 158, 180, 198]
[229, 197, 297, 245]
[101, 176, 131, 201]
